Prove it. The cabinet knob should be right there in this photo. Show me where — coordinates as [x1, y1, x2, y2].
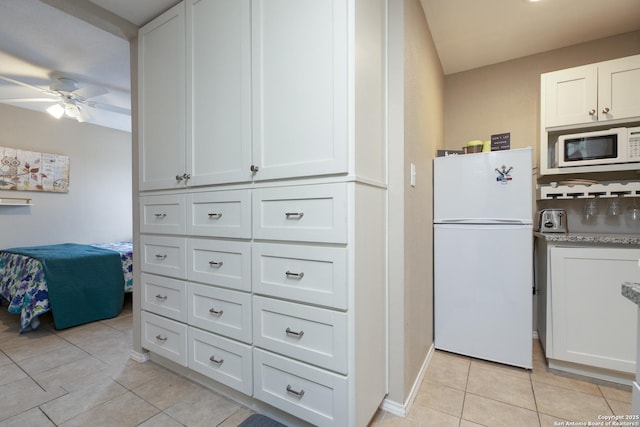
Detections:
[175, 174, 184, 182]
[588, 109, 596, 116]
[602, 107, 610, 114]
[250, 165, 259, 173]
[182, 173, 191, 181]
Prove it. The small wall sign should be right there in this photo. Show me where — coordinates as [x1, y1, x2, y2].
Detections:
[491, 132, 511, 151]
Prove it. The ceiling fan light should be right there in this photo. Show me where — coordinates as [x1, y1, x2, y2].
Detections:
[76, 107, 90, 123]
[64, 102, 79, 118]
[46, 103, 64, 119]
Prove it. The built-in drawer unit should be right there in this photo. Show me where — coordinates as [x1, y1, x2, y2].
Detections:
[141, 273, 187, 322]
[140, 235, 187, 279]
[187, 239, 251, 292]
[253, 296, 348, 374]
[187, 190, 251, 239]
[188, 283, 252, 343]
[252, 243, 348, 309]
[140, 194, 187, 235]
[253, 349, 348, 427]
[188, 327, 252, 396]
[252, 183, 348, 244]
[142, 311, 188, 366]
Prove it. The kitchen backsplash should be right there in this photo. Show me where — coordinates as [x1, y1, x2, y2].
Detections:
[537, 198, 640, 234]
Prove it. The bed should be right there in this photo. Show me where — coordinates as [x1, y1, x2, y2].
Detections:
[0, 241, 133, 333]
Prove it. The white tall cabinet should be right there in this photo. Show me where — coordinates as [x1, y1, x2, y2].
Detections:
[136, 1, 387, 426]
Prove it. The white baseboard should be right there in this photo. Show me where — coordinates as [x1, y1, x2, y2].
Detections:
[380, 343, 434, 417]
[130, 349, 150, 363]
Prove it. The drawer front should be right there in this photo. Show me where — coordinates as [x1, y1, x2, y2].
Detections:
[140, 194, 186, 235]
[187, 239, 251, 292]
[253, 349, 347, 427]
[253, 296, 348, 374]
[140, 235, 187, 279]
[141, 311, 188, 366]
[188, 327, 252, 396]
[188, 283, 252, 343]
[141, 273, 187, 322]
[253, 184, 347, 244]
[187, 190, 251, 239]
[253, 243, 348, 309]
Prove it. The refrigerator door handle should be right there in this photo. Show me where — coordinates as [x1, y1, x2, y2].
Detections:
[435, 218, 532, 225]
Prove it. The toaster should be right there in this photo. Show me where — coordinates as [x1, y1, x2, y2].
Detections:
[537, 209, 567, 233]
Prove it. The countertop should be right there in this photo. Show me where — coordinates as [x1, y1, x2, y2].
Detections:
[622, 282, 640, 306]
[534, 232, 640, 245]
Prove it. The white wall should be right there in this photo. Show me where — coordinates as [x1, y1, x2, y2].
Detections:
[0, 103, 132, 248]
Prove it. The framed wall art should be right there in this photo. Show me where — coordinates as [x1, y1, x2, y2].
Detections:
[0, 146, 70, 193]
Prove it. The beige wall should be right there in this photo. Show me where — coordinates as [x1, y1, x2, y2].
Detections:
[402, 0, 443, 398]
[444, 30, 640, 166]
[387, 0, 444, 406]
[0, 104, 132, 248]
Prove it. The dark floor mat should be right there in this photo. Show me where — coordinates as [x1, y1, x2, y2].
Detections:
[238, 414, 288, 427]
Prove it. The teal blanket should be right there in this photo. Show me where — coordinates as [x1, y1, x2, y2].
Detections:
[5, 243, 124, 329]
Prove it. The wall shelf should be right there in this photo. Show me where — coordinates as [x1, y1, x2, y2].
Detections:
[537, 180, 640, 200]
[0, 197, 33, 206]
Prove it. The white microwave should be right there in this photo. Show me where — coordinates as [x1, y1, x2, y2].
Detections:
[556, 126, 640, 168]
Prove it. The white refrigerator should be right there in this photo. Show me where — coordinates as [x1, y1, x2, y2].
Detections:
[433, 147, 533, 369]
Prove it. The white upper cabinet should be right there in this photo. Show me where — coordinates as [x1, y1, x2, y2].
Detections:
[543, 54, 640, 128]
[187, 0, 253, 186]
[139, 0, 351, 190]
[598, 55, 640, 124]
[250, 0, 348, 181]
[138, 3, 186, 191]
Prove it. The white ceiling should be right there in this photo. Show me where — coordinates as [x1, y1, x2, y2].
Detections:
[0, 0, 638, 132]
[421, 0, 640, 75]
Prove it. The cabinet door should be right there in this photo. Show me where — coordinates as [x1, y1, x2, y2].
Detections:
[187, 0, 253, 186]
[550, 246, 640, 374]
[599, 54, 640, 122]
[543, 64, 598, 127]
[251, 0, 348, 181]
[138, 3, 186, 190]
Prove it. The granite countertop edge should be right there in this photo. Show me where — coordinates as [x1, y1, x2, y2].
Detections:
[622, 282, 640, 306]
[534, 232, 640, 245]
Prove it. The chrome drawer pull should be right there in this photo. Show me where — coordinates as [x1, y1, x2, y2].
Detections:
[285, 327, 304, 338]
[208, 261, 223, 268]
[155, 334, 167, 342]
[209, 308, 224, 316]
[155, 294, 167, 301]
[286, 385, 305, 398]
[154, 213, 166, 218]
[155, 254, 167, 260]
[285, 270, 304, 279]
[285, 212, 304, 219]
[208, 212, 222, 219]
[209, 356, 224, 366]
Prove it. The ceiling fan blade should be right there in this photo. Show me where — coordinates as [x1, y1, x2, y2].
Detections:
[0, 97, 60, 103]
[73, 85, 108, 100]
[84, 100, 130, 116]
[0, 75, 56, 96]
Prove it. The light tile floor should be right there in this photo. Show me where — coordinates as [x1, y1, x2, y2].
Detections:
[370, 340, 634, 427]
[0, 295, 254, 427]
[0, 297, 633, 426]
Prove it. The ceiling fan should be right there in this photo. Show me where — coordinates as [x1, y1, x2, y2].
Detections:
[0, 74, 130, 123]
